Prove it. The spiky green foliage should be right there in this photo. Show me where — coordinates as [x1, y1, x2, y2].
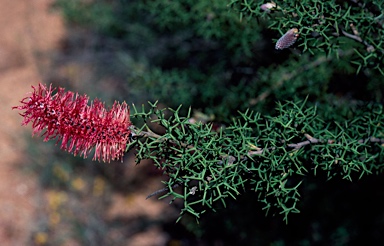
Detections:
[128, 100, 384, 222]
[229, 0, 384, 74]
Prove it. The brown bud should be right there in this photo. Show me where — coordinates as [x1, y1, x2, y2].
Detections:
[275, 28, 299, 50]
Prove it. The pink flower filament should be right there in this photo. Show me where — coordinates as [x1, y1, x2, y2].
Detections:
[13, 83, 132, 162]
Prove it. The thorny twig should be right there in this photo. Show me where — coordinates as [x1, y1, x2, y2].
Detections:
[130, 125, 193, 148]
[146, 184, 180, 199]
[340, 28, 376, 53]
[133, 128, 384, 162]
[133, 126, 384, 199]
[248, 134, 384, 155]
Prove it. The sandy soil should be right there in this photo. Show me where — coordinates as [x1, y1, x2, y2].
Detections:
[0, 0, 65, 244]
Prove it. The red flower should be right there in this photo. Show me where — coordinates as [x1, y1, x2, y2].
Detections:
[13, 83, 132, 162]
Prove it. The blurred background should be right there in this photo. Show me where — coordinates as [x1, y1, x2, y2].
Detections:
[2, 1, 179, 245]
[1, 0, 384, 245]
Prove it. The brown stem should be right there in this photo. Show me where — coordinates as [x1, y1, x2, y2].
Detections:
[146, 184, 180, 199]
[248, 134, 384, 156]
[130, 125, 193, 148]
[134, 125, 384, 199]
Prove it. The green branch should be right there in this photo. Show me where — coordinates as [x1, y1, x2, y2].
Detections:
[129, 100, 384, 222]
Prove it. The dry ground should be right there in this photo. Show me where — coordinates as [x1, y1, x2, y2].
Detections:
[0, 0, 64, 244]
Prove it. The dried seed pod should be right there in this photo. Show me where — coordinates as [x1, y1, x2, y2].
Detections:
[275, 28, 299, 50]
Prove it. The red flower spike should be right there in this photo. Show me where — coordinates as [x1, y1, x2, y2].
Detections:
[13, 83, 132, 163]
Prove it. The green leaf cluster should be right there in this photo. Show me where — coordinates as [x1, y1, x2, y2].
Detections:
[129, 100, 384, 222]
[229, 0, 384, 73]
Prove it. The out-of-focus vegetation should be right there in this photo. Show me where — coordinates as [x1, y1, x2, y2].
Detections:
[25, 0, 384, 245]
